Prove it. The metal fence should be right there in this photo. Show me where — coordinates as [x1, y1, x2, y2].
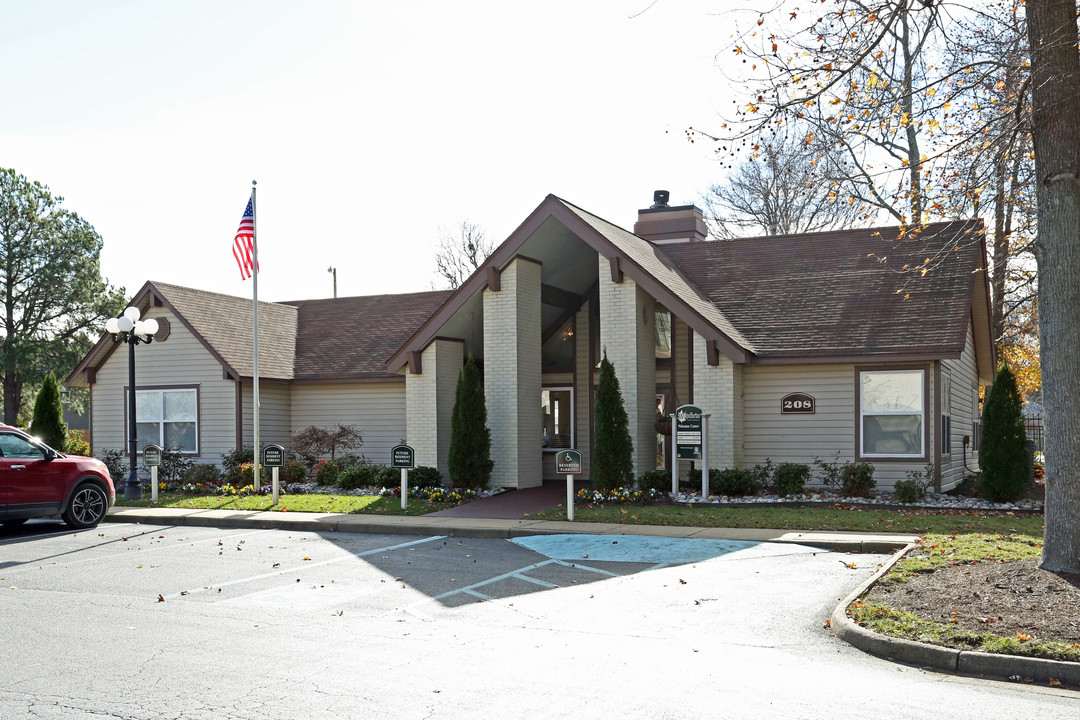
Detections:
[972, 415, 1043, 454]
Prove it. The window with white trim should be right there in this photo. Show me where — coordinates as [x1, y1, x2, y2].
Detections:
[941, 370, 952, 457]
[135, 388, 198, 453]
[860, 369, 924, 457]
[541, 388, 573, 450]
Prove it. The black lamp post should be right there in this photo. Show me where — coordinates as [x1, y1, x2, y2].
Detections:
[106, 306, 159, 501]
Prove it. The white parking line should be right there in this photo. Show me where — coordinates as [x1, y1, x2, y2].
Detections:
[164, 535, 445, 600]
[431, 557, 625, 603]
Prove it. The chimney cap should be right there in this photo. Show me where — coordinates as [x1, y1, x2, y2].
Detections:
[651, 190, 670, 208]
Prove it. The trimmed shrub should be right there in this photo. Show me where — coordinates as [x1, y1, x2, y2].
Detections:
[893, 479, 923, 503]
[689, 468, 762, 496]
[448, 354, 494, 490]
[978, 364, 1030, 502]
[97, 449, 126, 482]
[30, 372, 68, 451]
[183, 464, 222, 485]
[840, 462, 876, 497]
[66, 430, 91, 457]
[238, 463, 265, 486]
[750, 458, 775, 488]
[314, 460, 341, 485]
[337, 462, 379, 490]
[283, 460, 307, 482]
[772, 462, 810, 496]
[408, 465, 443, 489]
[592, 351, 634, 491]
[638, 469, 672, 493]
[221, 446, 255, 484]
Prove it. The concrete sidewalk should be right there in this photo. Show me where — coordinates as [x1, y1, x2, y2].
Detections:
[104, 506, 914, 553]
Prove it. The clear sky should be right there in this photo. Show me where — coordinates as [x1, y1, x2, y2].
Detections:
[2, 0, 746, 303]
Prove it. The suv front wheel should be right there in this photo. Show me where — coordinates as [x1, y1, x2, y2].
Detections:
[62, 483, 108, 529]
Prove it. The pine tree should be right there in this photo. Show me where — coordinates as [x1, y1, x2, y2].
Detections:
[979, 364, 1030, 502]
[447, 354, 493, 489]
[30, 372, 67, 451]
[592, 350, 634, 490]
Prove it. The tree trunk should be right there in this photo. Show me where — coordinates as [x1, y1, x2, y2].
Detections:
[1027, 0, 1080, 574]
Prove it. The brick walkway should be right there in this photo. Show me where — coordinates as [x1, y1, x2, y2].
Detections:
[426, 479, 587, 519]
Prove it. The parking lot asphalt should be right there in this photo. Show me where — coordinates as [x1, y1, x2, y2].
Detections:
[97, 505, 1080, 690]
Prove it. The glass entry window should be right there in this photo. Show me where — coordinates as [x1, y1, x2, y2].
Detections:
[135, 388, 198, 453]
[859, 369, 924, 457]
[541, 388, 573, 450]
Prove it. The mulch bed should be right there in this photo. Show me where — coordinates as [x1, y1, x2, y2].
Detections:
[869, 557, 1080, 645]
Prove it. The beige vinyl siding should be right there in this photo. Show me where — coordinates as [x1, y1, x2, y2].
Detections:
[240, 381, 292, 450]
[290, 382, 406, 464]
[743, 363, 927, 490]
[89, 307, 236, 463]
[574, 303, 591, 479]
[743, 365, 855, 474]
[940, 322, 980, 490]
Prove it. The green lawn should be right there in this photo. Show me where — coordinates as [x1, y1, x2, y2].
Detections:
[115, 493, 457, 516]
[530, 503, 1045, 536]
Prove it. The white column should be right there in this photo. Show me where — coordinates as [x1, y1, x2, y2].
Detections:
[599, 272, 657, 479]
[691, 331, 742, 469]
[405, 338, 463, 479]
[483, 257, 542, 488]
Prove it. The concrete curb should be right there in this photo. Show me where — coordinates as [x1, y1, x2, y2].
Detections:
[103, 507, 915, 552]
[829, 542, 1080, 687]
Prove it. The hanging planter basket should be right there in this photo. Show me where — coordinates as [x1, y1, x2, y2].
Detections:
[654, 417, 672, 436]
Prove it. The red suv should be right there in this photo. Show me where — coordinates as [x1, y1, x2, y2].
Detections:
[0, 424, 115, 529]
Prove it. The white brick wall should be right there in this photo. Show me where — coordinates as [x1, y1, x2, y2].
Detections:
[599, 273, 657, 478]
[484, 258, 542, 488]
[692, 331, 741, 470]
[405, 339, 462, 479]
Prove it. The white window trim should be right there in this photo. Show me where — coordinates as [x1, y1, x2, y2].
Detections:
[859, 368, 926, 459]
[129, 387, 199, 454]
[941, 370, 952, 457]
[541, 386, 574, 452]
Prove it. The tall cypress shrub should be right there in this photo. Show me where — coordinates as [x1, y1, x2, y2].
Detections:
[979, 364, 1029, 502]
[447, 354, 493, 489]
[30, 372, 68, 451]
[592, 350, 634, 490]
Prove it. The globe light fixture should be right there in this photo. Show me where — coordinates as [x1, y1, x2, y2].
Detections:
[105, 306, 159, 500]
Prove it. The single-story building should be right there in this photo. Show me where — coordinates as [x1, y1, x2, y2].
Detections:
[67, 192, 994, 491]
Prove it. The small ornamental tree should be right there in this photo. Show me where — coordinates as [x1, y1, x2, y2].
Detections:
[979, 364, 1030, 502]
[592, 350, 634, 491]
[448, 354, 493, 489]
[30, 372, 67, 451]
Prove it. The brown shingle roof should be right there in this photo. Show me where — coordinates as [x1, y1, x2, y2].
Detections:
[152, 281, 298, 379]
[284, 291, 452, 380]
[555, 198, 756, 352]
[659, 220, 984, 358]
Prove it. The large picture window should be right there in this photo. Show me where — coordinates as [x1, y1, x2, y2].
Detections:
[134, 388, 198, 453]
[541, 388, 573, 451]
[860, 369, 924, 457]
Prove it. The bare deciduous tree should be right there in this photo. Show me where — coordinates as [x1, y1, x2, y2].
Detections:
[433, 220, 494, 289]
[701, 134, 864, 238]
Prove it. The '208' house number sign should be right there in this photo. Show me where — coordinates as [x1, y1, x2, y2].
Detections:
[781, 393, 816, 414]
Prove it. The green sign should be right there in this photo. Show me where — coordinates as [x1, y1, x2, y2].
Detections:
[555, 449, 582, 475]
[142, 445, 162, 467]
[262, 444, 285, 467]
[675, 404, 703, 460]
[391, 444, 415, 469]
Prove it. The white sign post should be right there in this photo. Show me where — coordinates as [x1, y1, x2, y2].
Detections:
[701, 414, 711, 500]
[143, 445, 162, 503]
[674, 405, 703, 498]
[262, 445, 285, 505]
[391, 444, 415, 511]
[555, 450, 583, 521]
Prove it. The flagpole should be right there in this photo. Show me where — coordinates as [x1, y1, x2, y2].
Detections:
[250, 180, 261, 491]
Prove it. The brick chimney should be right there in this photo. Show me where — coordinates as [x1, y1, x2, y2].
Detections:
[633, 190, 707, 244]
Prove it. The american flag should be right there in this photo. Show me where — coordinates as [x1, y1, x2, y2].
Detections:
[232, 198, 257, 280]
